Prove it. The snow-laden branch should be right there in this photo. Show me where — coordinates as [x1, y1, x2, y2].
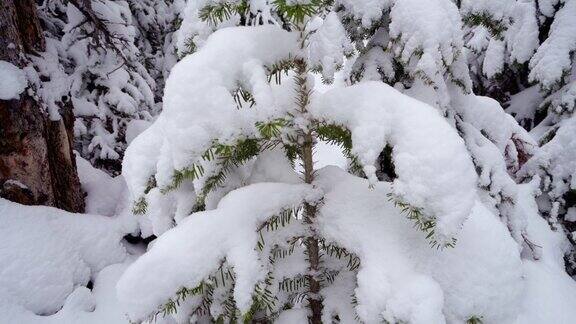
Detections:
[117, 182, 316, 321]
[123, 26, 300, 201]
[311, 82, 477, 239]
[529, 0, 576, 90]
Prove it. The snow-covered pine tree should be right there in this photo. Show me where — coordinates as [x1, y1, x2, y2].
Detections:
[117, 1, 526, 323]
[459, 0, 538, 105]
[334, 0, 541, 257]
[460, 0, 576, 275]
[127, 0, 184, 101]
[36, 0, 180, 174]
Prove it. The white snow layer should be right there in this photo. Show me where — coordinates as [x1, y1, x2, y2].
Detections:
[311, 82, 477, 239]
[0, 199, 136, 316]
[0, 60, 27, 100]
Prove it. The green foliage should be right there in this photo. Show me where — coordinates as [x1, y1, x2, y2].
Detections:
[278, 274, 308, 293]
[155, 283, 213, 320]
[198, 0, 333, 27]
[161, 138, 261, 198]
[320, 240, 361, 271]
[233, 87, 256, 109]
[316, 123, 364, 176]
[201, 138, 261, 198]
[256, 118, 287, 139]
[132, 196, 148, 215]
[463, 12, 507, 38]
[466, 315, 484, 324]
[273, 0, 327, 25]
[316, 123, 352, 150]
[259, 208, 297, 234]
[132, 176, 157, 214]
[266, 57, 296, 85]
[162, 164, 205, 194]
[179, 36, 197, 59]
[245, 272, 278, 321]
[387, 193, 457, 249]
[283, 143, 299, 164]
[199, 1, 249, 26]
[539, 126, 558, 146]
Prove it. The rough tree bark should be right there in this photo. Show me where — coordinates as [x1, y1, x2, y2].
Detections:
[0, 0, 84, 212]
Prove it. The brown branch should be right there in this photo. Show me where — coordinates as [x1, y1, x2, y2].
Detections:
[67, 0, 128, 64]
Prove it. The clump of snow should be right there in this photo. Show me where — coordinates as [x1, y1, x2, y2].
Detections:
[483, 38, 505, 78]
[453, 93, 536, 156]
[520, 116, 576, 208]
[76, 155, 127, 216]
[308, 12, 353, 82]
[529, 0, 576, 89]
[506, 0, 540, 64]
[389, 0, 471, 107]
[0, 61, 27, 100]
[0, 199, 136, 316]
[506, 86, 545, 128]
[336, 0, 393, 27]
[276, 308, 308, 324]
[311, 82, 477, 239]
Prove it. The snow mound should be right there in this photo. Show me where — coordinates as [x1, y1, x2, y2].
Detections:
[0, 199, 135, 315]
[0, 60, 27, 100]
[311, 82, 477, 239]
[0, 262, 134, 324]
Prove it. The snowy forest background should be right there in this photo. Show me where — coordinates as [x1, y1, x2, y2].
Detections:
[1, 0, 576, 323]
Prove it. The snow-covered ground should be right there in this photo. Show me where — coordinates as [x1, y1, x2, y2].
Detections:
[0, 157, 139, 323]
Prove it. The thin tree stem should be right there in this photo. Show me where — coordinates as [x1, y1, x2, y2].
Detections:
[294, 51, 323, 323]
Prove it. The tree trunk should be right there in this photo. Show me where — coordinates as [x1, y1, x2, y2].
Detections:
[0, 0, 84, 212]
[294, 56, 323, 324]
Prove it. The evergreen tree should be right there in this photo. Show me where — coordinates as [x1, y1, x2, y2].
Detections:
[335, 0, 540, 257]
[127, 0, 184, 101]
[36, 0, 181, 174]
[461, 0, 576, 275]
[116, 1, 528, 323]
